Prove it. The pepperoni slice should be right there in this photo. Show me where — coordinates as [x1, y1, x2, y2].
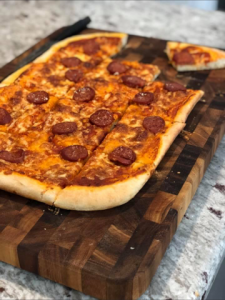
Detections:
[89, 110, 114, 127]
[108, 146, 136, 166]
[65, 69, 83, 83]
[83, 40, 100, 55]
[107, 61, 127, 75]
[60, 145, 88, 162]
[164, 82, 186, 92]
[0, 149, 25, 163]
[143, 116, 165, 134]
[121, 76, 145, 88]
[27, 91, 49, 104]
[52, 122, 77, 135]
[61, 57, 82, 68]
[0, 108, 12, 125]
[73, 87, 95, 102]
[132, 92, 154, 105]
[172, 51, 194, 65]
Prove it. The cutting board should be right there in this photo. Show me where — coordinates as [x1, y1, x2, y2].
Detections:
[0, 28, 224, 300]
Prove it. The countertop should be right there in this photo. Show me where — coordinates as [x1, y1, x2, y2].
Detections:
[0, 1, 225, 299]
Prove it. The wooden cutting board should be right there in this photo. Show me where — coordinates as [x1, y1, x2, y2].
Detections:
[0, 28, 224, 300]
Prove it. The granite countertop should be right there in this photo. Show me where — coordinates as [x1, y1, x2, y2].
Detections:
[0, 1, 225, 299]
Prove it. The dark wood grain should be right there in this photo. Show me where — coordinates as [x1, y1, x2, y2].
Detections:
[0, 28, 224, 300]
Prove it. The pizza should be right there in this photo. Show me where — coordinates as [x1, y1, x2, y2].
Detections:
[0, 32, 204, 211]
[166, 41, 225, 71]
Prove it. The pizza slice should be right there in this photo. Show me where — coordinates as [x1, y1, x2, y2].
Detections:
[166, 41, 225, 71]
[97, 104, 185, 168]
[0, 133, 86, 204]
[0, 106, 90, 199]
[54, 149, 153, 211]
[42, 100, 119, 152]
[0, 84, 58, 133]
[35, 32, 128, 63]
[85, 58, 160, 88]
[9, 62, 85, 98]
[54, 104, 184, 211]
[0, 130, 60, 205]
[0, 84, 91, 193]
[65, 78, 138, 115]
[2, 56, 103, 87]
[142, 81, 204, 122]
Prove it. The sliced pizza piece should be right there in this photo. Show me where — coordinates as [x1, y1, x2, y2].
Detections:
[54, 149, 153, 211]
[0, 84, 56, 114]
[2, 57, 102, 87]
[0, 84, 58, 133]
[11, 62, 86, 98]
[166, 41, 225, 71]
[97, 104, 185, 167]
[35, 32, 128, 63]
[0, 101, 92, 189]
[0, 146, 84, 204]
[19, 149, 86, 188]
[143, 81, 204, 122]
[66, 78, 138, 115]
[0, 125, 90, 193]
[0, 134, 60, 205]
[85, 58, 160, 88]
[54, 105, 184, 211]
[41, 102, 119, 152]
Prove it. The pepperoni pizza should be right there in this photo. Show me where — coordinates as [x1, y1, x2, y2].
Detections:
[166, 41, 225, 71]
[0, 32, 204, 210]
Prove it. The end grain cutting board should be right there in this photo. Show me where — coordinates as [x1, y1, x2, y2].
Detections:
[0, 28, 224, 300]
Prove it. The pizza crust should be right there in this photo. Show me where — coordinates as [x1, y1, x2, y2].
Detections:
[172, 59, 225, 72]
[166, 41, 225, 71]
[35, 32, 128, 63]
[174, 90, 204, 123]
[2, 63, 31, 85]
[154, 122, 186, 168]
[0, 171, 61, 205]
[53, 170, 151, 211]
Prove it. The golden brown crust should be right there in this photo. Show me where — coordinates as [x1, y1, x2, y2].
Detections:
[2, 64, 31, 84]
[54, 171, 151, 211]
[0, 171, 60, 205]
[153, 122, 185, 167]
[173, 90, 204, 122]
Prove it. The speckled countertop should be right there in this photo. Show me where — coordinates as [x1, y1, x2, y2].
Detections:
[0, 1, 225, 300]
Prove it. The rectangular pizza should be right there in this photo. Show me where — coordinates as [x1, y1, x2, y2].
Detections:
[0, 32, 204, 210]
